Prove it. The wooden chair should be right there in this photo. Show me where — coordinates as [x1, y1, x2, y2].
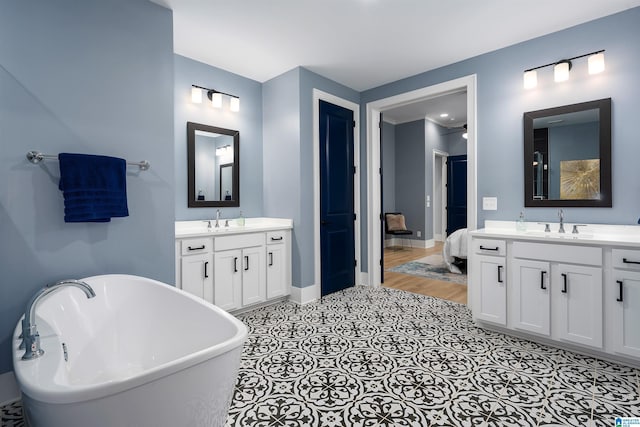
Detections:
[384, 212, 413, 250]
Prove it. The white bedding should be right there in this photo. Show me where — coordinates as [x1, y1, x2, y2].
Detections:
[443, 228, 468, 274]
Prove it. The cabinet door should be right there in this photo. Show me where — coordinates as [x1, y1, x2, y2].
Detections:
[553, 264, 603, 349]
[181, 253, 213, 303]
[611, 271, 640, 358]
[511, 259, 550, 336]
[474, 255, 507, 325]
[241, 246, 266, 306]
[214, 250, 242, 311]
[267, 244, 288, 299]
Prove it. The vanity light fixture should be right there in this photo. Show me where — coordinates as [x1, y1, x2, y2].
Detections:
[523, 50, 605, 89]
[191, 85, 240, 112]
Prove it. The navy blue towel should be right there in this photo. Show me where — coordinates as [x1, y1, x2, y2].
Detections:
[58, 153, 129, 222]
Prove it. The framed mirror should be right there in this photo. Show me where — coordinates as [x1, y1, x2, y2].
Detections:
[524, 98, 611, 207]
[187, 122, 239, 207]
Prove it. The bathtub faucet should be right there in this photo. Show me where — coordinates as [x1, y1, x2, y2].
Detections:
[21, 280, 96, 361]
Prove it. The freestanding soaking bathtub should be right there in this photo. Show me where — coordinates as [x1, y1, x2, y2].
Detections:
[13, 274, 247, 427]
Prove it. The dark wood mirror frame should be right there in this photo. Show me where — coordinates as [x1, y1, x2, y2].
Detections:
[523, 98, 612, 207]
[187, 122, 240, 208]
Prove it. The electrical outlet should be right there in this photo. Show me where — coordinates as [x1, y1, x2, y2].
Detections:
[417, 231, 422, 237]
[483, 197, 498, 210]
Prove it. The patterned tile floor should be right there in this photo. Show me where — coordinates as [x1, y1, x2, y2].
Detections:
[3, 286, 639, 426]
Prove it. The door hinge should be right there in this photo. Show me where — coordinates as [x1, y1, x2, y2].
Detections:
[352, 120, 356, 128]
[379, 259, 383, 266]
[380, 213, 383, 220]
[354, 259, 358, 267]
[353, 213, 357, 221]
[379, 167, 382, 175]
[353, 165, 356, 174]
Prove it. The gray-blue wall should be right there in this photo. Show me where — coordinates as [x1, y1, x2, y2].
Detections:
[263, 67, 359, 289]
[0, 0, 174, 374]
[394, 120, 426, 240]
[362, 6, 640, 257]
[382, 121, 396, 219]
[174, 55, 263, 220]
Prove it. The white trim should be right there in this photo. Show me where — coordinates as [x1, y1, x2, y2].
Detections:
[367, 75, 477, 290]
[359, 272, 369, 286]
[290, 284, 321, 305]
[432, 149, 449, 241]
[313, 89, 361, 295]
[384, 238, 434, 249]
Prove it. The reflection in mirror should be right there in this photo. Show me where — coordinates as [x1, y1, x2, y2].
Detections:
[188, 122, 239, 207]
[524, 98, 611, 207]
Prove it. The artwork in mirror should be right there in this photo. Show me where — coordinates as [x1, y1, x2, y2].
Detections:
[524, 98, 611, 207]
[187, 122, 239, 207]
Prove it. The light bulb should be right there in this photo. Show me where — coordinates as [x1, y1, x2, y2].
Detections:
[523, 70, 537, 89]
[588, 52, 605, 74]
[554, 61, 570, 82]
[211, 92, 222, 108]
[230, 97, 240, 112]
[191, 86, 202, 103]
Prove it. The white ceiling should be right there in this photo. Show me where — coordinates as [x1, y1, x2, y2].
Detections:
[151, 0, 640, 92]
[383, 90, 467, 128]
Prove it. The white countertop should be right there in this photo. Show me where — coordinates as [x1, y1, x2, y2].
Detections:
[175, 217, 293, 238]
[471, 220, 640, 248]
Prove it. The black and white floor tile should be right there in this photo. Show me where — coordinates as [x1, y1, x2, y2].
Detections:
[227, 287, 640, 426]
[3, 286, 639, 426]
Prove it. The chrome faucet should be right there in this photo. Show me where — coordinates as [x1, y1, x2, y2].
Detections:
[215, 209, 221, 228]
[21, 280, 96, 360]
[558, 209, 565, 233]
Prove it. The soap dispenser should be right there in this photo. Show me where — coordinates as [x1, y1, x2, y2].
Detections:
[516, 211, 527, 231]
[237, 211, 245, 227]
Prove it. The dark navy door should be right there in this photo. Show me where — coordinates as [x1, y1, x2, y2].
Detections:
[320, 100, 355, 296]
[446, 154, 467, 235]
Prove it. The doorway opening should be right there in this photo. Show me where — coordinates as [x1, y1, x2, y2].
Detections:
[367, 75, 477, 305]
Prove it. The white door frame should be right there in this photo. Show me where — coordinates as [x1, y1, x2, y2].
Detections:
[433, 149, 448, 242]
[312, 89, 361, 302]
[366, 75, 477, 288]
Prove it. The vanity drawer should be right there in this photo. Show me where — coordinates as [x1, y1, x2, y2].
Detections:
[181, 237, 213, 255]
[267, 231, 288, 245]
[215, 233, 265, 251]
[473, 238, 506, 256]
[513, 241, 602, 266]
[612, 248, 640, 270]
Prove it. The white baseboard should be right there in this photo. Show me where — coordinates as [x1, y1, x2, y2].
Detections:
[360, 272, 369, 286]
[290, 284, 320, 305]
[386, 238, 434, 249]
[0, 371, 19, 405]
[435, 233, 443, 242]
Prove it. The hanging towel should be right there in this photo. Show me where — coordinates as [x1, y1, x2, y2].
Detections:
[58, 153, 129, 222]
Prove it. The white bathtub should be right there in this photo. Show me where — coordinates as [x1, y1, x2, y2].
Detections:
[12, 274, 247, 427]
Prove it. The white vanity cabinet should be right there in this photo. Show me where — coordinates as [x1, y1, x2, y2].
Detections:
[266, 231, 291, 299]
[179, 237, 214, 303]
[470, 238, 507, 325]
[175, 218, 292, 313]
[609, 249, 640, 358]
[510, 258, 551, 336]
[214, 233, 266, 310]
[470, 221, 640, 367]
[510, 241, 603, 349]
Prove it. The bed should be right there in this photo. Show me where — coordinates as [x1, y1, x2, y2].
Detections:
[443, 228, 468, 274]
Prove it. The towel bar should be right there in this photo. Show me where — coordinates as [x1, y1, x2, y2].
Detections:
[26, 150, 150, 171]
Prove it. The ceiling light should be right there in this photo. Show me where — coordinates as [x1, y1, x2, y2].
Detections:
[211, 92, 222, 108]
[588, 52, 605, 74]
[554, 60, 571, 82]
[191, 86, 203, 103]
[523, 70, 538, 89]
[229, 96, 240, 112]
[440, 113, 449, 118]
[522, 50, 605, 89]
[190, 85, 240, 112]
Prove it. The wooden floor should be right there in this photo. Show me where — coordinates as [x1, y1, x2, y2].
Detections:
[383, 242, 468, 305]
